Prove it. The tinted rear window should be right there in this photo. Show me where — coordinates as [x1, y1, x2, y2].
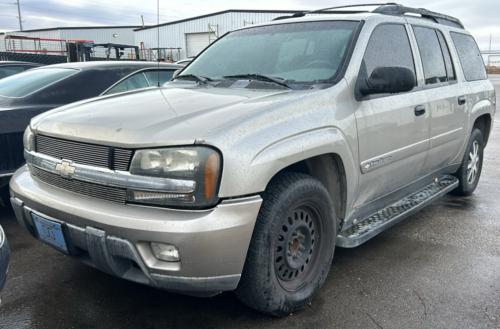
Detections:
[0, 68, 78, 98]
[450, 32, 487, 81]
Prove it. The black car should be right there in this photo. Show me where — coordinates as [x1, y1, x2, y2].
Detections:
[0, 224, 9, 296]
[0, 61, 43, 79]
[0, 61, 183, 193]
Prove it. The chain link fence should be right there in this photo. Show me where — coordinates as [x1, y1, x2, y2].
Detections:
[0, 52, 67, 65]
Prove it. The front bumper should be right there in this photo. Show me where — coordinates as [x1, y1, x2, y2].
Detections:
[10, 166, 262, 296]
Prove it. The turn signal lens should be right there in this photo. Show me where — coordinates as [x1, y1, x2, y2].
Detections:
[204, 153, 219, 200]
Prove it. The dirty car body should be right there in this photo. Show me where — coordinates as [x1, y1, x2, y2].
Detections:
[10, 4, 495, 316]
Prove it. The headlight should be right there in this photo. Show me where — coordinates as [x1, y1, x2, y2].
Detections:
[128, 147, 221, 208]
[23, 126, 35, 152]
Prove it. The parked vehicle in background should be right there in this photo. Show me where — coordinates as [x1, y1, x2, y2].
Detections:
[0, 61, 183, 197]
[9, 4, 495, 317]
[0, 61, 43, 79]
[0, 224, 9, 299]
[174, 58, 193, 66]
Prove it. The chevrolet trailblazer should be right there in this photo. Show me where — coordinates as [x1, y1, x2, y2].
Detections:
[9, 4, 495, 316]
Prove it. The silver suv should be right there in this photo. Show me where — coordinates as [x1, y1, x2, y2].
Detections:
[9, 4, 495, 316]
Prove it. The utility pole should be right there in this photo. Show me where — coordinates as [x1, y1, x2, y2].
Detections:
[16, 0, 23, 31]
[141, 15, 145, 28]
[489, 34, 492, 51]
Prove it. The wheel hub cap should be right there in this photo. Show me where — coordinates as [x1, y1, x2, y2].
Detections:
[274, 208, 315, 282]
[467, 140, 480, 185]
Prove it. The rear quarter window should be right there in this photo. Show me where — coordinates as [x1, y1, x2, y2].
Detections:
[450, 32, 487, 81]
[0, 68, 77, 98]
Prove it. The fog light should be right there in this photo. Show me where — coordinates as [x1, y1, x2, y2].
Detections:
[150, 242, 180, 262]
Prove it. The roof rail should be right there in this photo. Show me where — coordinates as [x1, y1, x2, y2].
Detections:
[272, 3, 464, 29]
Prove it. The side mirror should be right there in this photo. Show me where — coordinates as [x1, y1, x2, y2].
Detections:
[172, 69, 182, 79]
[358, 66, 416, 96]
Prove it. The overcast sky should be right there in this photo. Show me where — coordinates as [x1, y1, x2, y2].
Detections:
[0, 0, 498, 50]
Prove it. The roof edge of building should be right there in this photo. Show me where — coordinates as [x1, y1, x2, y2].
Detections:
[133, 9, 307, 31]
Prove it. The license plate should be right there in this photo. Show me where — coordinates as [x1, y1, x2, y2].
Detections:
[32, 213, 68, 252]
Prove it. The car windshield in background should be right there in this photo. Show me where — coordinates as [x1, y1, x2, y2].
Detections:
[0, 68, 78, 98]
[181, 21, 359, 87]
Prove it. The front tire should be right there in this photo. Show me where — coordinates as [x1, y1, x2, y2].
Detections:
[452, 128, 484, 196]
[235, 172, 336, 317]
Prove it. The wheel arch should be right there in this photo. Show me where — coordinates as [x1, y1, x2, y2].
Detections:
[472, 113, 492, 147]
[276, 153, 348, 231]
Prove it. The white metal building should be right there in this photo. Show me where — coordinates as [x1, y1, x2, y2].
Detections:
[0, 26, 141, 53]
[134, 10, 309, 60]
[482, 50, 500, 67]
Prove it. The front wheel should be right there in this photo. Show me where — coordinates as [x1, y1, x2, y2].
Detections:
[452, 128, 484, 196]
[235, 172, 336, 317]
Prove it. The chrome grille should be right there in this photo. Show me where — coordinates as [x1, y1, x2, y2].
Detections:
[35, 135, 133, 171]
[31, 166, 127, 204]
[113, 148, 133, 171]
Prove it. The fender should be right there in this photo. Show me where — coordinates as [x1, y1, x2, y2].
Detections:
[218, 127, 358, 212]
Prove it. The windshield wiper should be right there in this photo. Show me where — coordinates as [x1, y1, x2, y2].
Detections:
[175, 74, 213, 84]
[223, 74, 293, 89]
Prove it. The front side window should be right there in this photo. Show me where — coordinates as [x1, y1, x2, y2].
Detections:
[361, 24, 415, 78]
[181, 21, 360, 87]
[0, 68, 77, 98]
[450, 32, 487, 81]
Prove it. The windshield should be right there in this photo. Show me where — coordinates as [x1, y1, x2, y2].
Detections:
[181, 21, 359, 86]
[0, 68, 78, 98]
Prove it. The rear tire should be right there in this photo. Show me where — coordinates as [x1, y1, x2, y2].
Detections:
[235, 172, 336, 317]
[452, 128, 484, 196]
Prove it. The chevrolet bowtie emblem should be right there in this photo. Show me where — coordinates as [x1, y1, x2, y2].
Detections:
[55, 160, 76, 178]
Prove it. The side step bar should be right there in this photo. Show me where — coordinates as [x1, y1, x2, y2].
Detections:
[337, 175, 459, 248]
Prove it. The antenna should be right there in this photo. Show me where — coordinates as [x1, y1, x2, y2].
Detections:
[157, 0, 160, 87]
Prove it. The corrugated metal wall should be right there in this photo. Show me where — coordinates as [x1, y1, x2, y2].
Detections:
[135, 12, 301, 60]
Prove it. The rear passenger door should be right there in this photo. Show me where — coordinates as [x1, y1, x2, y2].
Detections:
[411, 26, 468, 173]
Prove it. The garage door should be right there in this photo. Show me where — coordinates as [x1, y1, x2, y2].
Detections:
[489, 55, 500, 67]
[186, 33, 216, 57]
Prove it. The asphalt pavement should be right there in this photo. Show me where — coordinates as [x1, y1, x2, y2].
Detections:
[0, 77, 499, 329]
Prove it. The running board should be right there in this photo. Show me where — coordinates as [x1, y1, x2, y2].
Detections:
[337, 175, 459, 248]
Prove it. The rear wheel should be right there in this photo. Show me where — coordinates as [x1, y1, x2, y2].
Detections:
[452, 128, 484, 196]
[235, 172, 336, 317]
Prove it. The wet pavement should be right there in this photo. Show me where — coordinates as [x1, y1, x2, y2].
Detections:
[0, 77, 499, 329]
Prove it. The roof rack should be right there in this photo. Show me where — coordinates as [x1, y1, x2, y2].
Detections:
[272, 3, 464, 29]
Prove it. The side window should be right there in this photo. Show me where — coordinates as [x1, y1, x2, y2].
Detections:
[0, 66, 25, 79]
[144, 70, 175, 86]
[412, 26, 448, 84]
[436, 31, 456, 81]
[361, 24, 415, 78]
[450, 32, 488, 81]
[104, 72, 150, 95]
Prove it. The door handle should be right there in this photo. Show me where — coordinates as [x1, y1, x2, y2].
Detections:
[458, 96, 466, 105]
[414, 105, 426, 116]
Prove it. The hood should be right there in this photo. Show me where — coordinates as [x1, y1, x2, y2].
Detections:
[32, 85, 301, 147]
